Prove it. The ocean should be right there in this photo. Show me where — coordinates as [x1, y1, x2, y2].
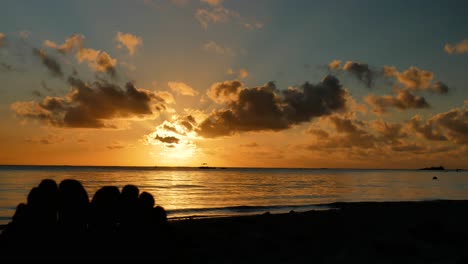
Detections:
[0, 166, 467, 225]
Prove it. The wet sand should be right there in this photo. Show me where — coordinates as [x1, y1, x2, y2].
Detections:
[2, 200, 468, 263]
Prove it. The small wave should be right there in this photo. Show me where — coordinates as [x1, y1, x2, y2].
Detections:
[166, 204, 332, 219]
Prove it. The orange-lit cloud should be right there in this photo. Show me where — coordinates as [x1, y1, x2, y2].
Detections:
[44, 34, 85, 54]
[243, 22, 263, 30]
[239, 69, 248, 79]
[25, 134, 65, 144]
[115, 32, 143, 56]
[365, 89, 430, 113]
[168, 81, 198, 96]
[203, 40, 235, 56]
[206, 80, 243, 103]
[200, 0, 223, 6]
[444, 39, 468, 54]
[227, 68, 249, 79]
[107, 141, 126, 150]
[411, 105, 468, 144]
[43, 34, 117, 76]
[11, 77, 170, 128]
[76, 48, 117, 76]
[195, 6, 238, 29]
[0, 32, 6, 46]
[384, 66, 432, 90]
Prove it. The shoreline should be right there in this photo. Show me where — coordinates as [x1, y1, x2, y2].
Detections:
[2, 199, 468, 262]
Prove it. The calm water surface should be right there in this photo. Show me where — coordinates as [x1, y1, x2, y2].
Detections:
[0, 166, 467, 225]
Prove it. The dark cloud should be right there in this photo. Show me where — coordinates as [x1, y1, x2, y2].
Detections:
[410, 116, 447, 141]
[365, 89, 430, 113]
[328, 60, 375, 88]
[11, 77, 168, 128]
[197, 75, 348, 137]
[431, 81, 449, 95]
[430, 107, 468, 144]
[307, 128, 329, 138]
[372, 120, 407, 144]
[327, 116, 376, 148]
[342, 61, 374, 88]
[391, 143, 427, 153]
[32, 48, 63, 78]
[207, 80, 243, 103]
[155, 135, 180, 144]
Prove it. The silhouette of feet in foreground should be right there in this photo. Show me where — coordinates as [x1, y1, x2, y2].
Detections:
[0, 179, 169, 260]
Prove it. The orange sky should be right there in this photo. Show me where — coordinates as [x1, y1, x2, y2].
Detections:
[0, 1, 467, 169]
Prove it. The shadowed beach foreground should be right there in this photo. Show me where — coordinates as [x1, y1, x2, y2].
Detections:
[1, 179, 468, 263]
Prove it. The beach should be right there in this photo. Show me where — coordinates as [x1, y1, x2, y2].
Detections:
[2, 200, 468, 263]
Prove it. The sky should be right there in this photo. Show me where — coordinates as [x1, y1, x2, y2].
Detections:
[0, 0, 467, 168]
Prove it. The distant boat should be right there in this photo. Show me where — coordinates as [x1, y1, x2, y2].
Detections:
[420, 166, 445, 171]
[199, 163, 215, 169]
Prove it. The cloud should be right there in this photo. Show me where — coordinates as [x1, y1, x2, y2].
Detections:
[431, 81, 449, 94]
[328, 60, 342, 70]
[32, 48, 64, 78]
[243, 22, 263, 30]
[76, 48, 117, 76]
[239, 69, 248, 79]
[154, 91, 175, 104]
[18, 31, 30, 40]
[203, 40, 235, 56]
[200, 0, 223, 6]
[195, 6, 238, 29]
[410, 115, 447, 141]
[144, 119, 197, 150]
[306, 116, 377, 151]
[168, 81, 198, 96]
[365, 89, 430, 113]
[0, 32, 6, 47]
[240, 142, 259, 148]
[197, 75, 348, 137]
[115, 32, 143, 56]
[383, 66, 448, 94]
[11, 77, 169, 128]
[444, 39, 468, 54]
[206, 80, 243, 103]
[328, 60, 375, 88]
[44, 34, 84, 54]
[227, 68, 248, 79]
[371, 120, 407, 143]
[44, 34, 117, 76]
[107, 141, 126, 150]
[155, 135, 180, 144]
[391, 143, 427, 153]
[429, 106, 468, 144]
[383, 66, 432, 90]
[25, 134, 65, 144]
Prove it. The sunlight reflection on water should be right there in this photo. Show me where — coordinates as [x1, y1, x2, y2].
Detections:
[0, 167, 467, 224]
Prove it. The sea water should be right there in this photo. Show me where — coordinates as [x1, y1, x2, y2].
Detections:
[0, 166, 467, 225]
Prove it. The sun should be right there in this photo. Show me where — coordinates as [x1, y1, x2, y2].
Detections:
[145, 120, 200, 165]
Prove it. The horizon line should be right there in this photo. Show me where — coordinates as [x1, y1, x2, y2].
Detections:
[0, 164, 462, 171]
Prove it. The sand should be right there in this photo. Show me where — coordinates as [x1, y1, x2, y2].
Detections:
[2, 200, 468, 263]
